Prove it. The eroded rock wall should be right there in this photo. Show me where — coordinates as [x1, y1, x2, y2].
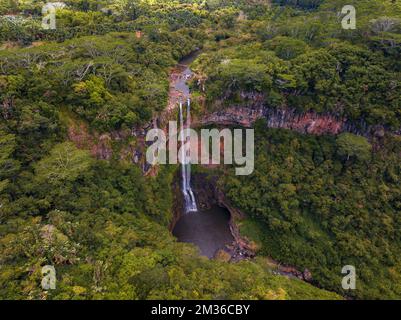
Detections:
[196, 103, 397, 137]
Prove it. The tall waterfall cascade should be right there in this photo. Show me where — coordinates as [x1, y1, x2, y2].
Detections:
[179, 99, 198, 213]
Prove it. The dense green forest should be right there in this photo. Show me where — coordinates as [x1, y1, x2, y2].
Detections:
[191, 0, 401, 129]
[223, 124, 401, 299]
[1, 0, 400, 300]
[196, 0, 401, 299]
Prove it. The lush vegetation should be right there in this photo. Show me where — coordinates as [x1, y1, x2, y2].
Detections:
[0, 155, 340, 299]
[192, 0, 401, 299]
[192, 0, 401, 129]
[0, 0, 343, 300]
[1, 0, 400, 300]
[223, 122, 401, 299]
[0, 30, 202, 132]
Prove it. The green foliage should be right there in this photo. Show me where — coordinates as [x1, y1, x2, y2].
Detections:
[273, 0, 324, 10]
[0, 156, 339, 299]
[1, 0, 400, 301]
[336, 133, 372, 162]
[34, 142, 92, 185]
[0, 131, 19, 193]
[0, 30, 201, 131]
[0, 1, 18, 15]
[224, 125, 401, 299]
[194, 38, 401, 129]
[266, 36, 309, 60]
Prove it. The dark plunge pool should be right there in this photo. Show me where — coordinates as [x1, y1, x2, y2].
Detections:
[172, 206, 234, 258]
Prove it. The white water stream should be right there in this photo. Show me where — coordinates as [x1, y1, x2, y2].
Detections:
[179, 99, 197, 213]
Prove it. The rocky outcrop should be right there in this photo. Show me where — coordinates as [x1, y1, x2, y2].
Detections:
[196, 104, 399, 137]
[264, 108, 344, 135]
[267, 257, 313, 282]
[68, 123, 113, 160]
[67, 118, 158, 174]
[198, 106, 264, 128]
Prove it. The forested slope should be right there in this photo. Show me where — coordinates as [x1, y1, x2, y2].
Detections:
[1, 0, 400, 300]
[188, 0, 401, 299]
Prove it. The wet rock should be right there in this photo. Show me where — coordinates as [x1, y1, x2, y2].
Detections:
[225, 243, 255, 262]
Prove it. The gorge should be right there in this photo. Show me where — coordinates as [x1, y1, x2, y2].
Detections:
[172, 52, 235, 258]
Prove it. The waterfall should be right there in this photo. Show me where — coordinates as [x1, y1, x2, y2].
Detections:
[179, 99, 198, 213]
[186, 98, 197, 212]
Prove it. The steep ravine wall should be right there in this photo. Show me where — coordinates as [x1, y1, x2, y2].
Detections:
[196, 104, 399, 138]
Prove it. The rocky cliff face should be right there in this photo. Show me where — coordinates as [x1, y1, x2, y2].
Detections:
[67, 119, 156, 174]
[68, 101, 394, 176]
[197, 104, 395, 137]
[198, 106, 264, 128]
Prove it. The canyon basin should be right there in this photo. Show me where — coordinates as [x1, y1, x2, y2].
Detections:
[172, 205, 234, 258]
